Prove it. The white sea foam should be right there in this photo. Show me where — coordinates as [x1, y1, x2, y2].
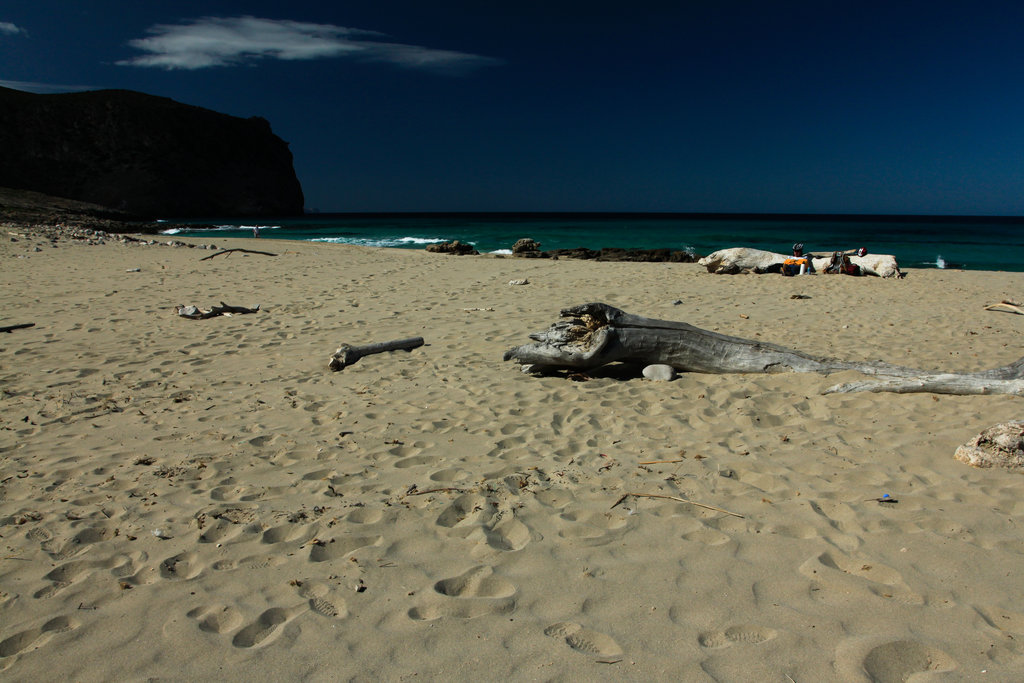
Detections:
[490, 249, 513, 255]
[159, 224, 280, 235]
[936, 255, 946, 269]
[310, 236, 448, 248]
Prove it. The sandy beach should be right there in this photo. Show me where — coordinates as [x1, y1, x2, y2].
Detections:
[3, 226, 1024, 681]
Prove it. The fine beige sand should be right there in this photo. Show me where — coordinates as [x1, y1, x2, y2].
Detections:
[2, 227, 1024, 681]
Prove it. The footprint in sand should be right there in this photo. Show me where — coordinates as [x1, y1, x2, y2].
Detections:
[211, 554, 288, 572]
[798, 551, 923, 605]
[209, 485, 249, 501]
[188, 604, 245, 634]
[70, 523, 118, 545]
[231, 604, 307, 648]
[345, 507, 383, 525]
[862, 640, 956, 682]
[160, 551, 204, 580]
[434, 565, 517, 599]
[557, 510, 628, 545]
[34, 555, 133, 598]
[39, 536, 92, 561]
[295, 580, 347, 619]
[393, 455, 439, 469]
[698, 624, 778, 649]
[408, 565, 517, 621]
[0, 615, 78, 664]
[261, 521, 320, 545]
[680, 524, 732, 546]
[199, 519, 245, 544]
[836, 637, 957, 682]
[24, 527, 52, 544]
[436, 493, 487, 528]
[307, 535, 382, 562]
[976, 604, 1024, 634]
[806, 499, 867, 535]
[544, 621, 623, 658]
[485, 512, 532, 551]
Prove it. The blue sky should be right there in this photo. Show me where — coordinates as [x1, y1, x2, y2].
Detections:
[2, 1, 1023, 214]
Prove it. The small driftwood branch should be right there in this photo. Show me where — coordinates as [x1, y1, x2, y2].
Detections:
[176, 302, 261, 319]
[0, 322, 35, 333]
[506, 302, 1024, 396]
[404, 486, 468, 496]
[985, 300, 1024, 315]
[329, 336, 425, 371]
[200, 248, 278, 261]
[612, 492, 743, 518]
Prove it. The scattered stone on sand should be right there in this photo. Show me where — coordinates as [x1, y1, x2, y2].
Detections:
[642, 364, 677, 381]
[954, 421, 1024, 469]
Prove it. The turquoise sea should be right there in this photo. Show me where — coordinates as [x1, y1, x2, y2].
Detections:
[162, 213, 1024, 272]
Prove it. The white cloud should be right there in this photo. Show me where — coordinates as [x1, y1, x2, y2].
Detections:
[0, 21, 25, 36]
[117, 16, 500, 73]
[0, 80, 95, 94]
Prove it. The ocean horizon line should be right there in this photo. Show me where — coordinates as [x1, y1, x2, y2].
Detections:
[297, 210, 1024, 224]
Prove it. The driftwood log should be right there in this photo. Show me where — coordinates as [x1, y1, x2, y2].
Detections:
[176, 302, 261, 319]
[503, 303, 1024, 396]
[0, 322, 35, 333]
[985, 300, 1024, 315]
[200, 248, 277, 261]
[329, 337, 425, 371]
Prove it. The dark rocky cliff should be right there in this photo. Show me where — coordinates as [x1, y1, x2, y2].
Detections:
[0, 87, 304, 218]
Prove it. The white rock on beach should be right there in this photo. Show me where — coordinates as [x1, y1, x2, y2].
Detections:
[698, 246, 903, 277]
[642, 364, 677, 381]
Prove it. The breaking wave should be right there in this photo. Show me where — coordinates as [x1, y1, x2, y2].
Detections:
[309, 236, 449, 248]
[160, 224, 282, 235]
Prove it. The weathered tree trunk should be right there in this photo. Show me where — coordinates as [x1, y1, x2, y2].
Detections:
[176, 302, 260, 319]
[503, 303, 1024, 396]
[329, 337, 425, 371]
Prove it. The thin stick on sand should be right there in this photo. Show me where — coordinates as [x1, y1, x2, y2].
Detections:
[611, 492, 743, 518]
[405, 487, 469, 497]
[200, 248, 278, 261]
[637, 459, 687, 465]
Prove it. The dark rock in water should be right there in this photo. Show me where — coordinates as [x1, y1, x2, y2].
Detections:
[426, 240, 479, 255]
[595, 247, 698, 262]
[0, 86, 304, 218]
[539, 247, 701, 262]
[545, 247, 600, 260]
[508, 236, 699, 262]
[512, 238, 542, 256]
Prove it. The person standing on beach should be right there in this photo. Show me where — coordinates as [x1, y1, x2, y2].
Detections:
[253, 225, 260, 238]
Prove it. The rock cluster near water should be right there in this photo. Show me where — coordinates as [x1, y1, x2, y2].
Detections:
[5, 222, 218, 251]
[1, 187, 214, 250]
[425, 240, 479, 255]
[511, 237, 699, 262]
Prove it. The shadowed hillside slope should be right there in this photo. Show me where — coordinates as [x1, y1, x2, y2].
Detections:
[0, 87, 304, 218]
